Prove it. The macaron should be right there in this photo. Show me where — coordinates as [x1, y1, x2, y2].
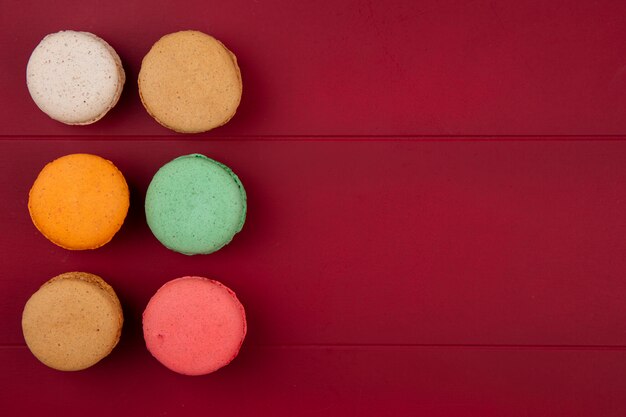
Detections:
[145, 154, 246, 255]
[138, 30, 242, 133]
[143, 276, 246, 375]
[22, 272, 124, 371]
[27, 30, 125, 125]
[28, 153, 130, 250]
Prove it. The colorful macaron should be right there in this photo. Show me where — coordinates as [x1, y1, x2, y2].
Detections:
[143, 276, 246, 375]
[145, 154, 246, 255]
[28, 153, 130, 250]
[138, 30, 242, 133]
[22, 272, 124, 371]
[27, 30, 125, 125]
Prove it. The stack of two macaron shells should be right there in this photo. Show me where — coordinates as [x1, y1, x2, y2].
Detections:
[27, 29, 242, 133]
[24, 152, 248, 375]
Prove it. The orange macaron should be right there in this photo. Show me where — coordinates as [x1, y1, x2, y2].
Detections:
[28, 153, 129, 250]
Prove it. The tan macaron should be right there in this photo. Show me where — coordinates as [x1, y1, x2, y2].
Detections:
[22, 272, 123, 371]
[138, 30, 242, 133]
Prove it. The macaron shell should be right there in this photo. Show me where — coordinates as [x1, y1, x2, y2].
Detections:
[82, 32, 125, 125]
[138, 30, 242, 133]
[28, 153, 130, 250]
[26, 30, 125, 125]
[143, 277, 247, 375]
[145, 154, 246, 255]
[22, 272, 123, 371]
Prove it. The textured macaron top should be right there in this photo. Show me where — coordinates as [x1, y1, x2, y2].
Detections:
[27, 30, 125, 124]
[22, 272, 124, 371]
[143, 276, 247, 375]
[28, 153, 130, 250]
[145, 154, 246, 255]
[138, 30, 242, 133]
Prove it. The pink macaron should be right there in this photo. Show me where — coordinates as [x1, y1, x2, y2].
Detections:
[142, 276, 246, 375]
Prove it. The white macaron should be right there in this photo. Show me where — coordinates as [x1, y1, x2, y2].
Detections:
[26, 31, 125, 125]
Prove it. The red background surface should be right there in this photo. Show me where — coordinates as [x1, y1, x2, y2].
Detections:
[2, 1, 626, 416]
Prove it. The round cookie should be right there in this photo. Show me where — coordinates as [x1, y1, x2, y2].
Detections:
[143, 276, 246, 375]
[27, 30, 125, 125]
[145, 154, 246, 255]
[22, 272, 124, 371]
[28, 153, 129, 250]
[138, 30, 242, 133]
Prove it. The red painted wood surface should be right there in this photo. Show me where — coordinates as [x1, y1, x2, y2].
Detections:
[2, 0, 626, 416]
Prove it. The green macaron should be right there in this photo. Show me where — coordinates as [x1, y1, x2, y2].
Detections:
[145, 154, 247, 255]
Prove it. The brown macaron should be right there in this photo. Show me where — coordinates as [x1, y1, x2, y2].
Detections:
[22, 272, 123, 371]
[138, 30, 242, 133]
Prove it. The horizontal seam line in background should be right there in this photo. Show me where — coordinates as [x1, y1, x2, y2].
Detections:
[2, 343, 626, 351]
[3, 135, 626, 142]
